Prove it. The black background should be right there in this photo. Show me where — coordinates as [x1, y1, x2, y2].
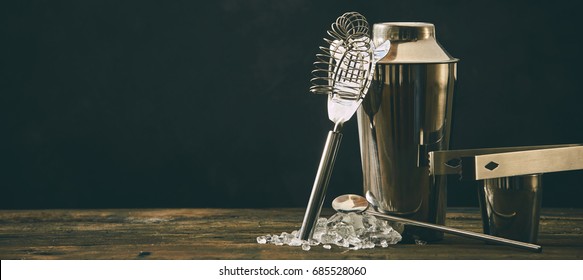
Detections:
[1, 0, 582, 209]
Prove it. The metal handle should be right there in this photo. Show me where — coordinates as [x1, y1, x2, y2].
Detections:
[365, 210, 542, 252]
[429, 144, 583, 180]
[299, 129, 343, 240]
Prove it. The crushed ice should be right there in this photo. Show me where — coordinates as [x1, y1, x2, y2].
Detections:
[256, 212, 402, 251]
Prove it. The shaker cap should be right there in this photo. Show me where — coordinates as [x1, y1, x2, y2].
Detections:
[373, 22, 458, 64]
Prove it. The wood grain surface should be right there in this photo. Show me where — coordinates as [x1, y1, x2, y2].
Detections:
[0, 208, 582, 260]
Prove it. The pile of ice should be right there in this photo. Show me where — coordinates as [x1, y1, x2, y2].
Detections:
[256, 212, 402, 251]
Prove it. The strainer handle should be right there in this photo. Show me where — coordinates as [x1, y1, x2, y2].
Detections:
[299, 129, 343, 240]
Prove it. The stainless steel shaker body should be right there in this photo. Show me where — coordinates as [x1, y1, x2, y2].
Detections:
[357, 23, 458, 241]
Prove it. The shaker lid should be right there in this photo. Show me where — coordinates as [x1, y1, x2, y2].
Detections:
[373, 22, 458, 64]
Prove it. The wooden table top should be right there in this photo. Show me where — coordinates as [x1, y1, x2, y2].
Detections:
[0, 208, 582, 260]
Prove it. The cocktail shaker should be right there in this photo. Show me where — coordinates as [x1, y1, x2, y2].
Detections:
[357, 22, 458, 242]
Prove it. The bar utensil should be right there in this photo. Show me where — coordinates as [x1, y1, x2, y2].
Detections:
[299, 12, 390, 241]
[429, 144, 583, 242]
[331, 193, 542, 252]
[429, 144, 583, 180]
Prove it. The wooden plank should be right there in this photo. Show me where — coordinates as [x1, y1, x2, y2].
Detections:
[0, 208, 582, 259]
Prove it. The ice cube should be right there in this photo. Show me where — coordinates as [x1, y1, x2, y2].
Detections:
[283, 233, 294, 243]
[289, 237, 303, 246]
[380, 240, 389, 248]
[256, 236, 267, 244]
[320, 232, 341, 244]
[273, 235, 284, 244]
[362, 240, 375, 249]
[362, 214, 378, 231]
[348, 213, 365, 235]
[316, 217, 328, 228]
[311, 226, 327, 241]
[302, 242, 311, 251]
[347, 236, 362, 246]
[338, 239, 350, 248]
[334, 223, 355, 239]
[326, 213, 345, 227]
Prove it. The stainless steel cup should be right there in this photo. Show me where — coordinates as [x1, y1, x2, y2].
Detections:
[357, 22, 458, 241]
[478, 174, 543, 243]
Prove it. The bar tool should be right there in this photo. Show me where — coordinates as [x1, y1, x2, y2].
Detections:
[356, 22, 458, 241]
[299, 12, 390, 241]
[332, 193, 542, 252]
[429, 144, 583, 180]
[430, 144, 583, 242]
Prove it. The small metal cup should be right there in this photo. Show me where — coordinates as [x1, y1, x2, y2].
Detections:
[477, 174, 543, 243]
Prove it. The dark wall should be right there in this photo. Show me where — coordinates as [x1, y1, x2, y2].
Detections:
[1, 0, 582, 209]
